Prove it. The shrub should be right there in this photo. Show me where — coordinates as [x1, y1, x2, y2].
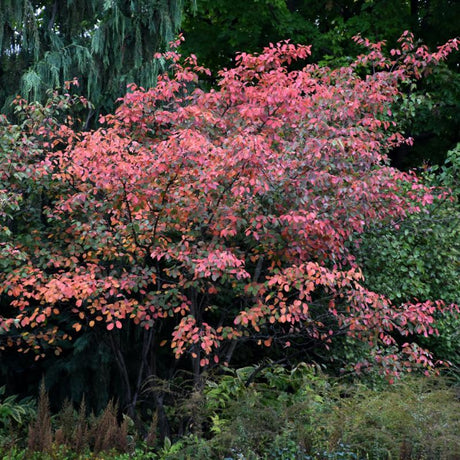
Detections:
[318, 377, 460, 459]
[203, 364, 460, 459]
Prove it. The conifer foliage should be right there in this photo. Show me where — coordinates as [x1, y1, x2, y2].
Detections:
[0, 0, 187, 117]
[0, 33, 458, 387]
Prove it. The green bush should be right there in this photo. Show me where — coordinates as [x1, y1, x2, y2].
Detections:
[324, 377, 460, 459]
[204, 363, 330, 458]
[354, 144, 460, 377]
[203, 364, 460, 459]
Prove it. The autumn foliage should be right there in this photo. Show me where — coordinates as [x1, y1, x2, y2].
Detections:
[0, 33, 458, 379]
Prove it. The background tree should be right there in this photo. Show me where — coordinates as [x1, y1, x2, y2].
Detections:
[0, 0, 189, 125]
[182, 0, 459, 72]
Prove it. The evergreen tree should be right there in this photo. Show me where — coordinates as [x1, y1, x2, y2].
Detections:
[0, 0, 188, 124]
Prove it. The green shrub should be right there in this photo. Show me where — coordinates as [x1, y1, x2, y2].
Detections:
[203, 364, 460, 459]
[354, 144, 460, 379]
[204, 363, 340, 458]
[321, 377, 460, 459]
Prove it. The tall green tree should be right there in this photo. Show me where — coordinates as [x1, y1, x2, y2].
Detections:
[182, 0, 459, 69]
[0, 0, 188, 124]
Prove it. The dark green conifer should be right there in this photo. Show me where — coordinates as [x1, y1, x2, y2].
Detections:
[0, 0, 188, 122]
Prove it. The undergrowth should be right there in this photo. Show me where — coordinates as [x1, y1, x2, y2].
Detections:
[0, 365, 459, 459]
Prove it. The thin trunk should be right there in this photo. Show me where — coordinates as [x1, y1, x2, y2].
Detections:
[83, 108, 95, 131]
[48, 1, 58, 32]
[153, 392, 170, 440]
[129, 327, 154, 418]
[189, 287, 203, 387]
[148, 351, 171, 440]
[224, 339, 238, 365]
[108, 333, 133, 417]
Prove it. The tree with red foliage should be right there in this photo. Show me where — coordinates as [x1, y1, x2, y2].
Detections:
[0, 33, 458, 398]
